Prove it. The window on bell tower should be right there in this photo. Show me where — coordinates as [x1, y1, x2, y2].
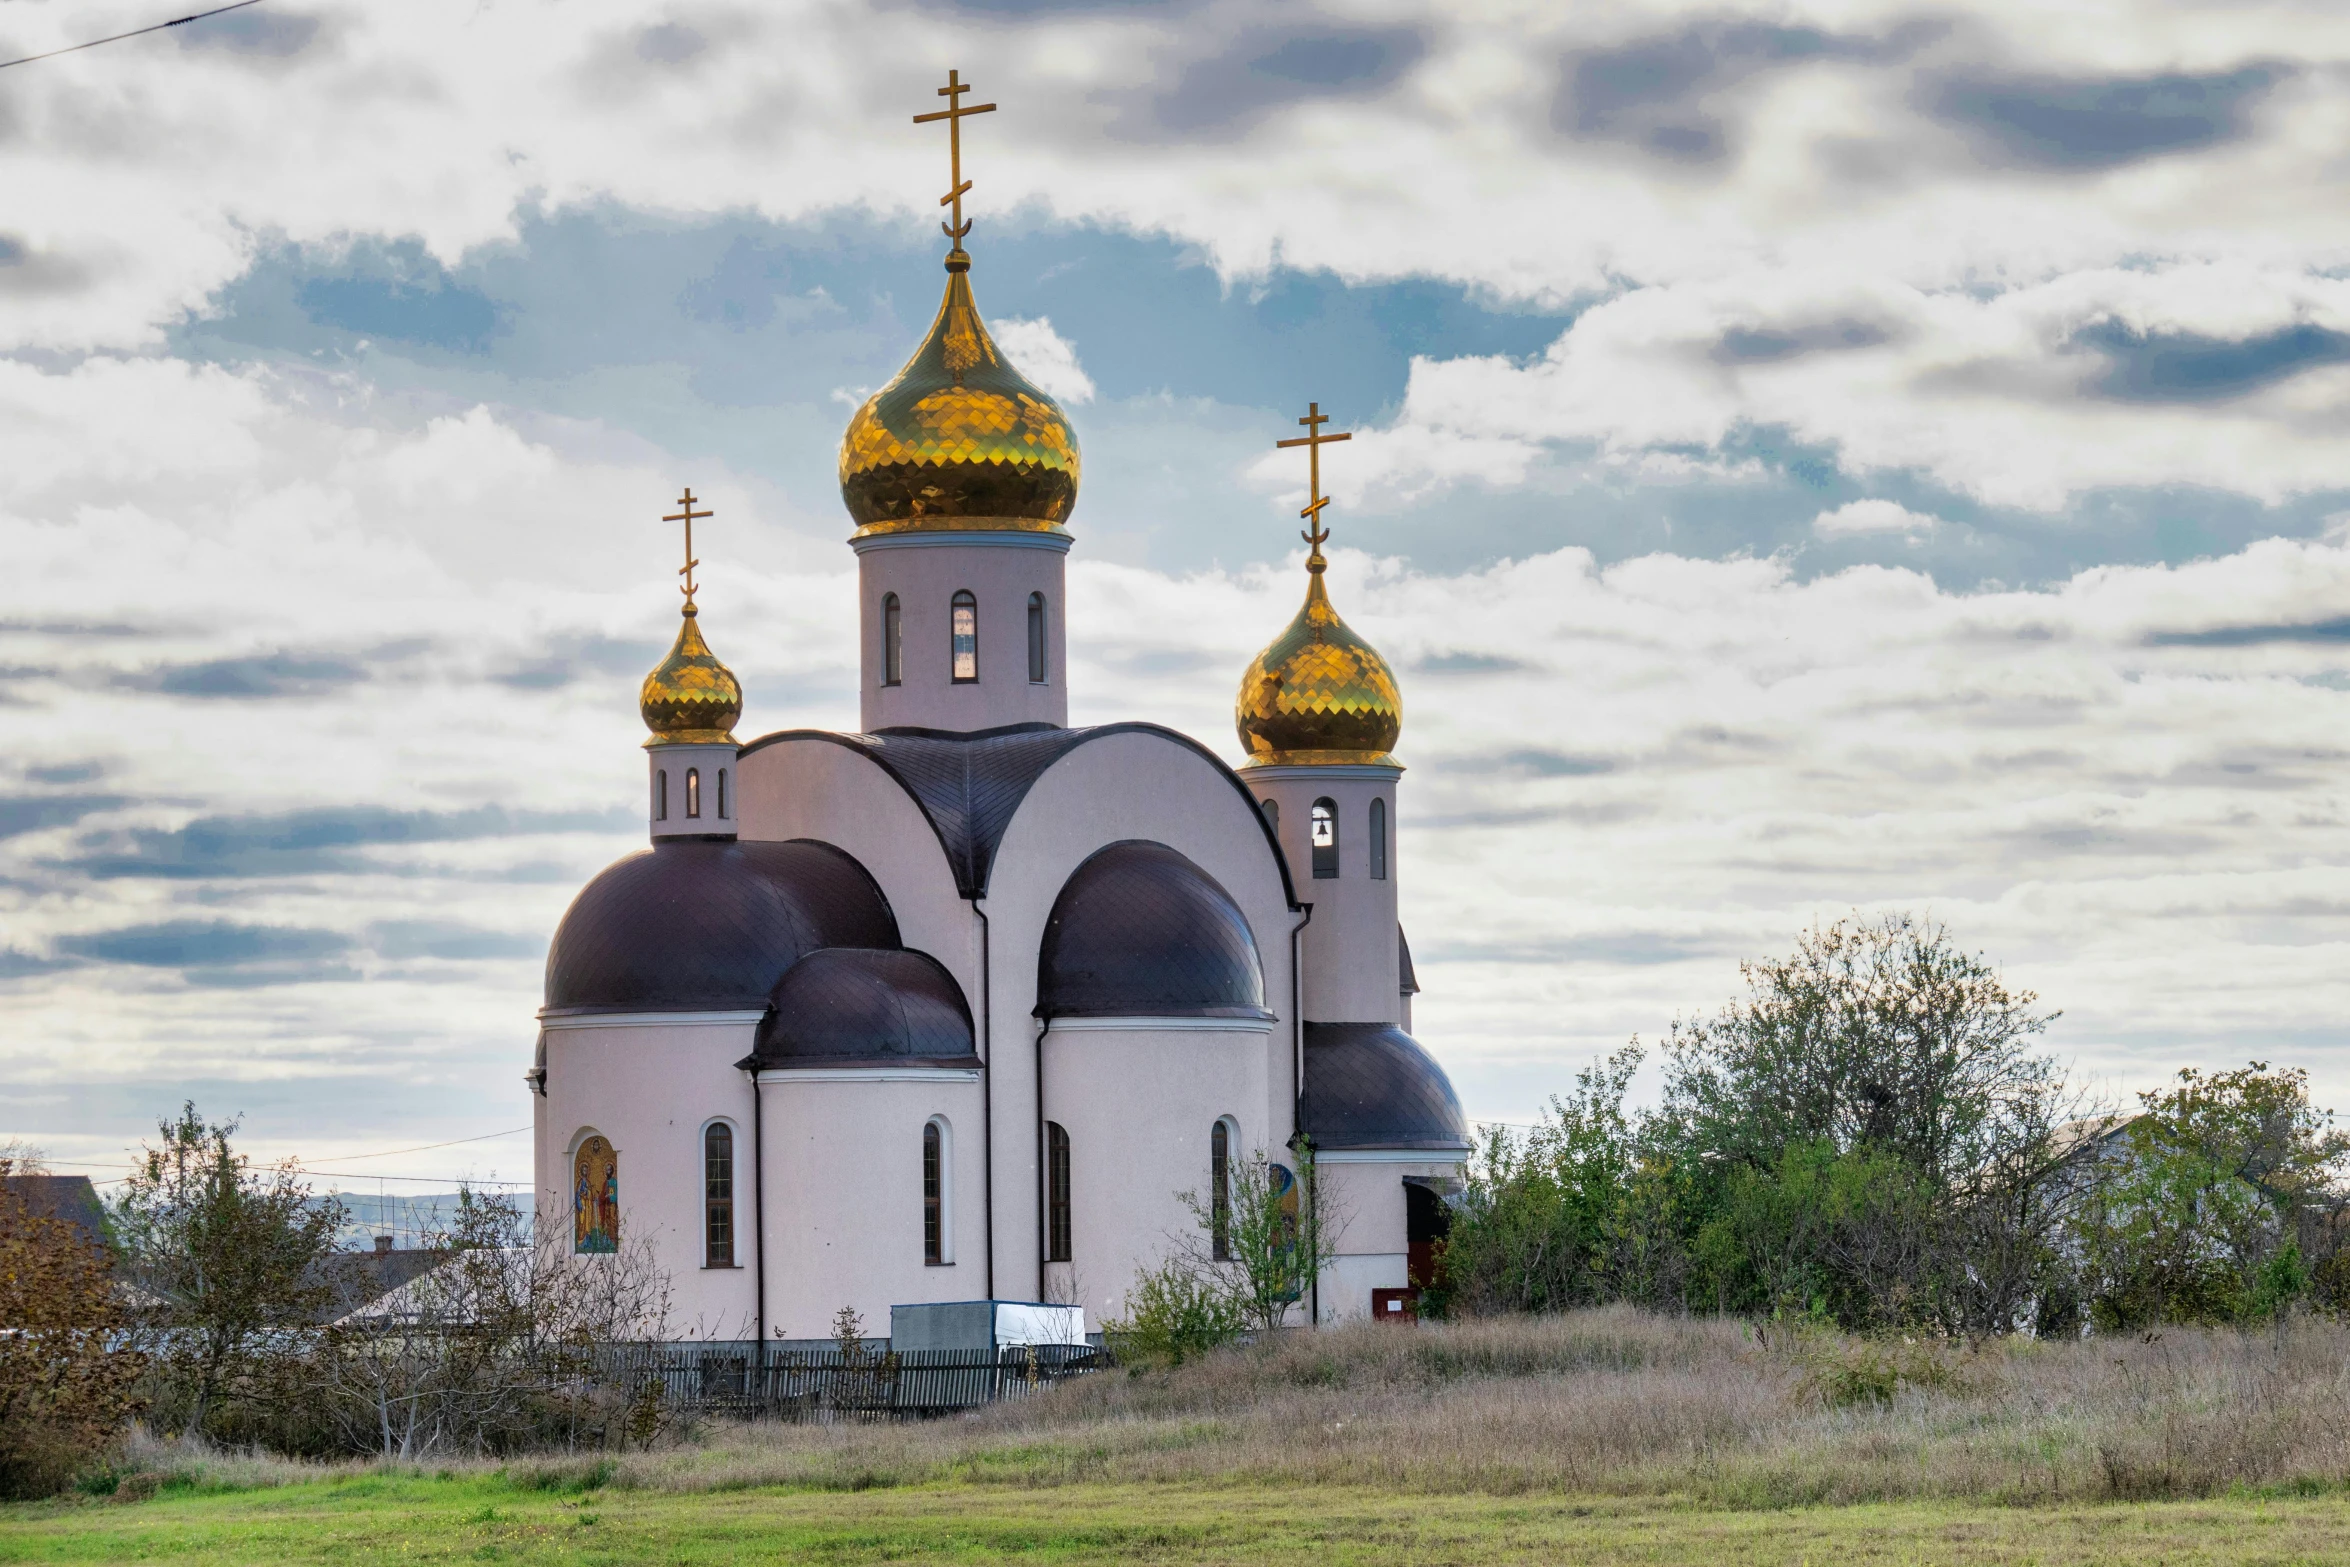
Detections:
[951, 591, 978, 683]
[1311, 798, 1338, 878]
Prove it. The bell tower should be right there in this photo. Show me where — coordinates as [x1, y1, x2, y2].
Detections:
[838, 69, 1079, 735]
[639, 487, 741, 841]
[1235, 404, 1405, 1025]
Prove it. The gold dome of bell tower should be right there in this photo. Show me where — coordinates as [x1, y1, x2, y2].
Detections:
[838, 70, 1081, 536]
[1236, 404, 1402, 768]
[639, 488, 742, 746]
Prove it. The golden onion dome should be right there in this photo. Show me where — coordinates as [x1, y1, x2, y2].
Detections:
[838, 252, 1080, 535]
[639, 604, 742, 746]
[1236, 565, 1402, 768]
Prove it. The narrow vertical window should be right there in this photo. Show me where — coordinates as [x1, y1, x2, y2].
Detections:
[951, 591, 978, 683]
[716, 769, 728, 821]
[923, 1119, 945, 1264]
[1027, 592, 1047, 684]
[704, 1124, 734, 1267]
[1046, 1121, 1072, 1263]
[573, 1135, 618, 1254]
[1260, 799, 1278, 835]
[686, 767, 701, 819]
[656, 770, 669, 822]
[1369, 797, 1387, 881]
[1210, 1120, 1232, 1261]
[882, 593, 902, 686]
[1311, 797, 1338, 879]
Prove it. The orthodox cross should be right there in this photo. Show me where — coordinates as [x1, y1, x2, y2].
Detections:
[913, 68, 996, 250]
[1275, 402, 1352, 568]
[662, 487, 711, 605]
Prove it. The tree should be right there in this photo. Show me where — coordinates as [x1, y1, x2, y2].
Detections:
[1657, 914, 2063, 1188]
[2079, 1065, 2347, 1329]
[0, 1162, 143, 1496]
[1435, 1044, 1646, 1315]
[110, 1104, 343, 1438]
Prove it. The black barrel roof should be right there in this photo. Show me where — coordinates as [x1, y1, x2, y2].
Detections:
[739, 721, 1298, 905]
[1036, 840, 1271, 1020]
[1300, 1023, 1469, 1152]
[544, 838, 898, 1015]
[747, 947, 977, 1067]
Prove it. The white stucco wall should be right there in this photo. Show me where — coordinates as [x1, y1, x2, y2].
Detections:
[537, 1015, 761, 1339]
[1315, 1154, 1465, 1323]
[731, 736, 977, 1007]
[645, 742, 740, 840]
[854, 532, 1070, 733]
[985, 729, 1302, 1301]
[1243, 765, 1401, 1024]
[1039, 1021, 1274, 1329]
[756, 1071, 986, 1339]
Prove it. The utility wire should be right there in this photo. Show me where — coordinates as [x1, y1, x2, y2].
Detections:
[0, 0, 266, 71]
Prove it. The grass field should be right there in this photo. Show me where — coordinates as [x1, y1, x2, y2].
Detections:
[13, 1309, 2350, 1563]
[10, 1476, 2350, 1565]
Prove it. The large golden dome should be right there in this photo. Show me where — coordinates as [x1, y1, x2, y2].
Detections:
[640, 605, 741, 746]
[838, 253, 1080, 535]
[1236, 566, 1402, 767]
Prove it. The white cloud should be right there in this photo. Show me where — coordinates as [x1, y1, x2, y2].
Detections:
[8, 346, 2350, 1168]
[1815, 499, 1938, 536]
[1376, 263, 2350, 509]
[991, 317, 1095, 405]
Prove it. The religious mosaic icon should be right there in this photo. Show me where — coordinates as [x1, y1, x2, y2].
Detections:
[574, 1135, 619, 1254]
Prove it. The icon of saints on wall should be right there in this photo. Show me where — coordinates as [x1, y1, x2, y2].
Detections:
[574, 1135, 619, 1254]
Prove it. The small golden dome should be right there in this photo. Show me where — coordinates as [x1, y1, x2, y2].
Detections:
[1236, 567, 1402, 767]
[839, 253, 1080, 535]
[640, 605, 742, 746]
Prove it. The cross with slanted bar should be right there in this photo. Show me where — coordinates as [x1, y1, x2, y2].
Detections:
[662, 487, 711, 604]
[913, 69, 997, 249]
[1275, 402, 1352, 568]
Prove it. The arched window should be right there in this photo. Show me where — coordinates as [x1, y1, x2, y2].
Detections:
[1260, 798, 1278, 835]
[1046, 1121, 1071, 1263]
[1027, 592, 1047, 684]
[1369, 797, 1387, 881]
[881, 592, 902, 686]
[573, 1135, 618, 1254]
[950, 591, 978, 683]
[923, 1117, 951, 1264]
[1311, 798, 1338, 879]
[656, 770, 668, 822]
[704, 1123, 734, 1267]
[716, 768, 728, 821]
[686, 767, 702, 819]
[1210, 1119, 1234, 1260]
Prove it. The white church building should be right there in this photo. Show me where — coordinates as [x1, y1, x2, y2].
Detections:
[529, 138, 1469, 1340]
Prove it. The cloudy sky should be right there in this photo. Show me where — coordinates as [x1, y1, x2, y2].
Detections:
[2, 0, 2347, 1192]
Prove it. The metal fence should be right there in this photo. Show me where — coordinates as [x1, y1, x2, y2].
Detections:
[601, 1341, 1105, 1418]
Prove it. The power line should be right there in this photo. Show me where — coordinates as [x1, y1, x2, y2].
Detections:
[0, 0, 267, 71]
[308, 1126, 532, 1164]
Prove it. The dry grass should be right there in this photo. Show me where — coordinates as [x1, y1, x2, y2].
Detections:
[602, 1308, 2350, 1506]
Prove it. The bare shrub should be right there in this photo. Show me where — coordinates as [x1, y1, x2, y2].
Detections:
[320, 1187, 673, 1458]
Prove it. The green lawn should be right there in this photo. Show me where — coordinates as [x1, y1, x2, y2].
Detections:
[5, 1477, 2350, 1565]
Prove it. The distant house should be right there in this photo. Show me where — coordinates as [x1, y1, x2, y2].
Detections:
[2, 1174, 108, 1248]
[310, 1238, 449, 1326]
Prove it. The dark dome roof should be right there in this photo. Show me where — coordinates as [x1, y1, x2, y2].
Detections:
[545, 839, 897, 1014]
[1300, 1023, 1469, 1152]
[1036, 840, 1270, 1020]
[748, 947, 976, 1066]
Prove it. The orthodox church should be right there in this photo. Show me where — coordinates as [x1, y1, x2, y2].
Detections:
[530, 85, 1469, 1339]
